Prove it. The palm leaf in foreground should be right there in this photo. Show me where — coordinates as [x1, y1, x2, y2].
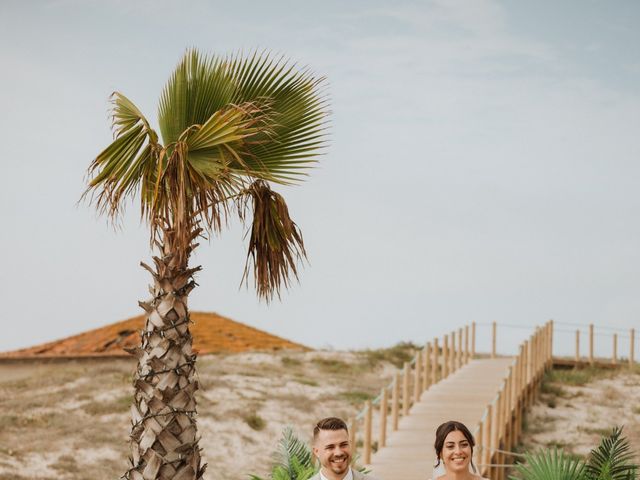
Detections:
[248, 426, 316, 480]
[273, 426, 315, 475]
[585, 427, 638, 480]
[510, 448, 586, 480]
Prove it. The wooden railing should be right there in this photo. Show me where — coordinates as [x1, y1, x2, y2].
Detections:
[350, 319, 637, 472]
[474, 321, 553, 480]
[558, 323, 636, 366]
[351, 323, 478, 464]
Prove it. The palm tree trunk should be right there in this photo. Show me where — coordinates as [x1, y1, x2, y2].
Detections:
[124, 226, 206, 480]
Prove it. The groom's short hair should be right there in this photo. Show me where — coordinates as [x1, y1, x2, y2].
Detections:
[313, 417, 348, 440]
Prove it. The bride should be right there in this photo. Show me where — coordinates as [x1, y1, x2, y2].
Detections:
[429, 421, 489, 480]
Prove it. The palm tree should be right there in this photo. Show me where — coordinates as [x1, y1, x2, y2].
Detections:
[84, 49, 328, 480]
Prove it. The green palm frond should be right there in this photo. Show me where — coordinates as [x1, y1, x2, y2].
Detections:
[158, 49, 237, 144]
[158, 49, 328, 185]
[270, 456, 316, 480]
[273, 426, 314, 472]
[227, 51, 329, 183]
[510, 448, 586, 480]
[239, 181, 306, 302]
[86, 48, 328, 295]
[249, 427, 316, 480]
[585, 427, 638, 480]
[84, 92, 160, 220]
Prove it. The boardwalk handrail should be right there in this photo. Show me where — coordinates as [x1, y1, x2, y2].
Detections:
[482, 321, 636, 366]
[350, 319, 636, 473]
[352, 323, 477, 464]
[474, 321, 553, 480]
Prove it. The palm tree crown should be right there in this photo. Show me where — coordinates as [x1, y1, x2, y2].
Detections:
[85, 48, 328, 299]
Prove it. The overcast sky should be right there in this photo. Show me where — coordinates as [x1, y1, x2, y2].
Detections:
[1, 0, 639, 357]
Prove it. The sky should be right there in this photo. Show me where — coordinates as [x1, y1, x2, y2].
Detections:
[1, 0, 639, 357]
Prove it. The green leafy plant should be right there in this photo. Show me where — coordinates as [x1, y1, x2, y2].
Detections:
[511, 427, 639, 480]
[268, 458, 316, 480]
[249, 426, 317, 480]
[510, 448, 586, 480]
[585, 427, 637, 480]
[273, 426, 315, 477]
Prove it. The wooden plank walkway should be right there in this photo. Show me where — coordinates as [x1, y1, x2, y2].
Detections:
[367, 357, 513, 480]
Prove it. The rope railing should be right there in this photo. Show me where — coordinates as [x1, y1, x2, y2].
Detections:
[470, 321, 637, 365]
[557, 324, 636, 366]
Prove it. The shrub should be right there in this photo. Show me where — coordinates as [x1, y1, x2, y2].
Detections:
[511, 427, 639, 480]
[244, 412, 266, 431]
[510, 448, 585, 480]
[249, 426, 316, 480]
[585, 426, 637, 480]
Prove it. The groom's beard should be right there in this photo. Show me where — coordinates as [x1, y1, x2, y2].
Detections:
[328, 453, 349, 474]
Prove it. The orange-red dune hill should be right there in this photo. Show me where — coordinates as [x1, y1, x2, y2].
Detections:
[0, 311, 308, 358]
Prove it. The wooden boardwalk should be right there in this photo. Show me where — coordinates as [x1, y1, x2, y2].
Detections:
[367, 357, 513, 480]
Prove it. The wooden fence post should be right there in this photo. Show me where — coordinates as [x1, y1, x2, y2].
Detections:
[500, 383, 508, 480]
[433, 338, 439, 383]
[464, 325, 470, 364]
[450, 331, 456, 373]
[492, 321, 497, 358]
[589, 324, 594, 365]
[484, 404, 493, 479]
[457, 327, 463, 369]
[476, 420, 484, 474]
[631, 329, 636, 368]
[526, 339, 532, 408]
[549, 320, 553, 367]
[515, 345, 524, 442]
[363, 400, 372, 464]
[423, 342, 431, 389]
[575, 329, 580, 363]
[392, 372, 399, 431]
[414, 350, 422, 404]
[443, 335, 449, 378]
[402, 362, 410, 415]
[544, 322, 549, 366]
[613, 334, 618, 365]
[505, 367, 513, 452]
[494, 390, 503, 480]
[379, 387, 388, 448]
[472, 322, 476, 359]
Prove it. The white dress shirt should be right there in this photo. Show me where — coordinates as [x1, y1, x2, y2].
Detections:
[320, 467, 354, 480]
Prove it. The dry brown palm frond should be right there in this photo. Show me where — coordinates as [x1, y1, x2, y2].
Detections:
[239, 180, 306, 302]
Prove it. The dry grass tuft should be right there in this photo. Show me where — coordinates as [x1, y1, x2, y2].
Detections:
[243, 411, 267, 431]
[341, 391, 375, 405]
[362, 342, 418, 369]
[51, 455, 80, 474]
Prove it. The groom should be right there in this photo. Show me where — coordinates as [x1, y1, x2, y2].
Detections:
[310, 417, 380, 480]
